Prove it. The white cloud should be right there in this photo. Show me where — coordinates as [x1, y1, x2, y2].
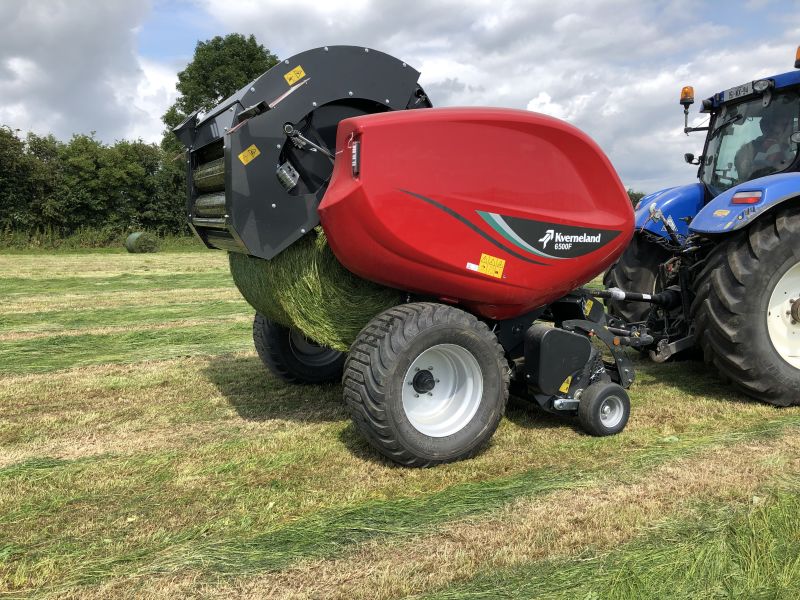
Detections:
[0, 0, 175, 144]
[111, 58, 179, 142]
[1, 0, 798, 191]
[200, 0, 762, 190]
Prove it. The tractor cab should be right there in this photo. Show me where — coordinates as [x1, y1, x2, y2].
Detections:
[681, 52, 800, 199]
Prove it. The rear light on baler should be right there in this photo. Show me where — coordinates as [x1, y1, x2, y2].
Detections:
[731, 191, 762, 204]
[351, 139, 361, 177]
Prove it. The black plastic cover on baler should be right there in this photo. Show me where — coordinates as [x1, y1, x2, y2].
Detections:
[174, 46, 431, 259]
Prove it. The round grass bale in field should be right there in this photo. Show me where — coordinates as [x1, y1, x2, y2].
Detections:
[125, 232, 160, 253]
[228, 228, 402, 352]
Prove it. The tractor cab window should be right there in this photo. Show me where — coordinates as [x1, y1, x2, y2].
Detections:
[701, 90, 800, 196]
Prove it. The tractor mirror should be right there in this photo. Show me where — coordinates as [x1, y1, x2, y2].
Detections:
[684, 153, 695, 164]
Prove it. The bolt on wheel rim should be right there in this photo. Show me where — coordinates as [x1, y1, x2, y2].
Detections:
[767, 261, 800, 369]
[288, 329, 341, 366]
[599, 395, 624, 429]
[401, 343, 483, 437]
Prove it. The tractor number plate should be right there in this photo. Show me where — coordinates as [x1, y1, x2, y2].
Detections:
[723, 82, 753, 102]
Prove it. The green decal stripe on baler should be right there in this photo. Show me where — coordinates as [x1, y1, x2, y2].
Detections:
[399, 189, 548, 266]
[476, 211, 560, 260]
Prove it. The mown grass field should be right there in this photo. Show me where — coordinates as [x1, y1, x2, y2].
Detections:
[1, 249, 799, 599]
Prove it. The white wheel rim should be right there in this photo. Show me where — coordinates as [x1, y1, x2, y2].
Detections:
[401, 344, 483, 437]
[767, 261, 800, 369]
[599, 395, 625, 429]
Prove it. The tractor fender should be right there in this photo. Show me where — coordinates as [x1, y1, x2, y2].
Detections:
[689, 172, 800, 235]
[633, 183, 705, 241]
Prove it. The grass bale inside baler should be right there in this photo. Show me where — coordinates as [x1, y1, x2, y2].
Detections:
[228, 227, 402, 352]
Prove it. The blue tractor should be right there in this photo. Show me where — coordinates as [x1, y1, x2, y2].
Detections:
[604, 47, 800, 406]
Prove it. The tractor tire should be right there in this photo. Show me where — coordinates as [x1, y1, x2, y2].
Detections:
[253, 314, 345, 384]
[343, 302, 510, 467]
[691, 205, 800, 406]
[604, 233, 672, 323]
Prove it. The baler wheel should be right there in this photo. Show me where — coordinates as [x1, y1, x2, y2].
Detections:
[577, 382, 630, 436]
[604, 233, 672, 323]
[253, 314, 345, 384]
[691, 205, 800, 406]
[343, 303, 509, 467]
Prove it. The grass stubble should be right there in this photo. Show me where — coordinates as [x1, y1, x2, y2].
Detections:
[1, 250, 799, 598]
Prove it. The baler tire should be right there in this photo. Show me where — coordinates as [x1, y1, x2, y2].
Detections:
[253, 314, 345, 384]
[578, 382, 630, 436]
[691, 205, 800, 406]
[342, 302, 510, 467]
[604, 233, 672, 323]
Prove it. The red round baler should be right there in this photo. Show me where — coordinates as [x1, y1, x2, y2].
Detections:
[320, 107, 633, 320]
[174, 46, 646, 467]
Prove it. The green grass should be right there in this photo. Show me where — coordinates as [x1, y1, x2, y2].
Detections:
[0, 300, 249, 335]
[1, 247, 799, 598]
[0, 320, 253, 375]
[0, 271, 232, 297]
[420, 482, 800, 600]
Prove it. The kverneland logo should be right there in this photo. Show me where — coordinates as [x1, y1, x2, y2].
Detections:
[538, 229, 602, 250]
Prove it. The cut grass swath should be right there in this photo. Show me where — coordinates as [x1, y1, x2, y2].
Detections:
[4, 420, 797, 595]
[420, 482, 800, 600]
[0, 300, 249, 335]
[0, 321, 252, 375]
[0, 271, 234, 297]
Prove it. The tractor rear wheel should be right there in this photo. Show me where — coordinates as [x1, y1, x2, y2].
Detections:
[343, 302, 509, 467]
[691, 205, 800, 406]
[253, 314, 345, 384]
[604, 233, 672, 323]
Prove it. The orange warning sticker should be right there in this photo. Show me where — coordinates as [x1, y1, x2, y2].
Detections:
[238, 144, 261, 166]
[478, 253, 505, 279]
[284, 65, 306, 85]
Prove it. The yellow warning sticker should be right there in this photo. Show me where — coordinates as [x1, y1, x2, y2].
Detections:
[559, 375, 572, 394]
[478, 253, 505, 279]
[584, 299, 594, 316]
[713, 209, 731, 217]
[284, 65, 306, 85]
[238, 144, 261, 166]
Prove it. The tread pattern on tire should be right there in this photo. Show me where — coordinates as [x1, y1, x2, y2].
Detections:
[342, 302, 510, 467]
[691, 205, 800, 406]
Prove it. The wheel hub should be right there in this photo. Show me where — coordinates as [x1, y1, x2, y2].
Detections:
[401, 344, 484, 438]
[767, 261, 800, 369]
[598, 396, 624, 428]
[791, 298, 800, 324]
[412, 369, 436, 394]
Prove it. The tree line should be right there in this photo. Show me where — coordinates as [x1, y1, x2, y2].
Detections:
[0, 34, 277, 241]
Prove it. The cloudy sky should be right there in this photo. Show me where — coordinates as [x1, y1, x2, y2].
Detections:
[1, 0, 799, 191]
